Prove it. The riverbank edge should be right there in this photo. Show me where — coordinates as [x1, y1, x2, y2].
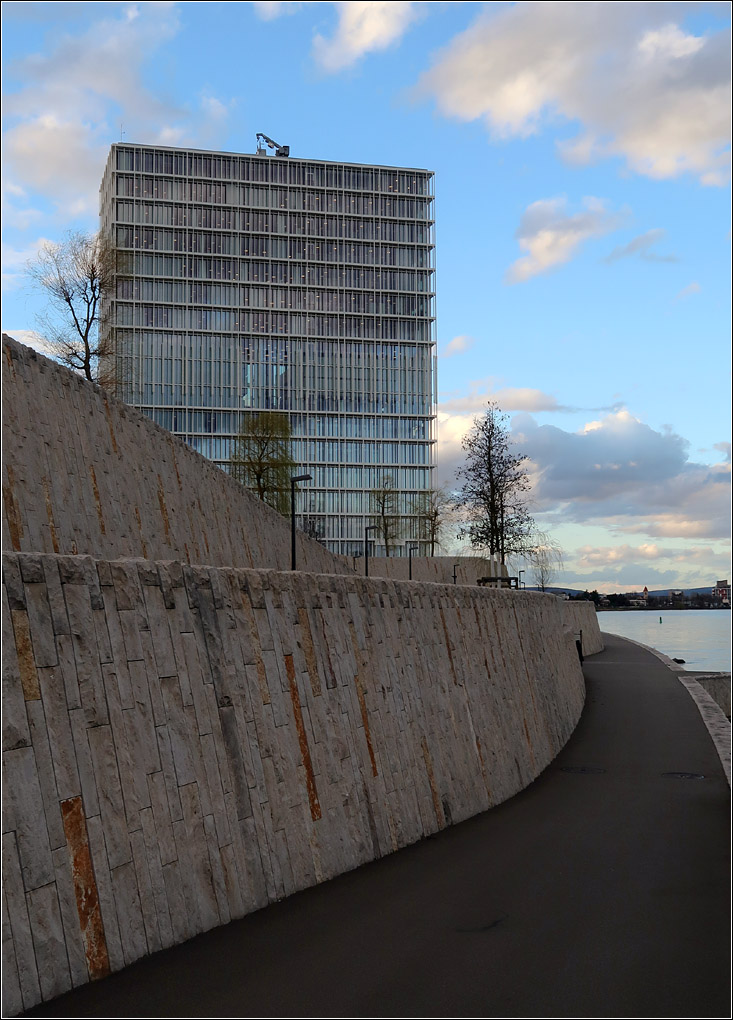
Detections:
[598, 631, 731, 786]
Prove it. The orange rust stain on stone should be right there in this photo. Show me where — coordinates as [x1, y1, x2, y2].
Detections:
[354, 674, 378, 777]
[89, 466, 106, 536]
[157, 475, 171, 543]
[61, 797, 110, 981]
[439, 608, 458, 685]
[133, 506, 148, 559]
[285, 654, 321, 820]
[102, 398, 118, 455]
[421, 737, 445, 829]
[41, 476, 60, 553]
[3, 465, 23, 551]
[5, 343, 15, 375]
[297, 608, 321, 697]
[11, 609, 40, 700]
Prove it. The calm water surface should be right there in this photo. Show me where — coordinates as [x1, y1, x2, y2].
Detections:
[597, 609, 731, 672]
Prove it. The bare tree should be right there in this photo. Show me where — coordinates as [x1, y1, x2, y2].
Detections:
[369, 475, 401, 557]
[229, 411, 295, 516]
[527, 534, 564, 591]
[413, 486, 457, 556]
[455, 401, 534, 562]
[26, 231, 118, 386]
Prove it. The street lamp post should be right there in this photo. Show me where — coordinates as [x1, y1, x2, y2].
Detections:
[364, 525, 378, 578]
[290, 473, 312, 571]
[453, 563, 459, 585]
[408, 544, 419, 581]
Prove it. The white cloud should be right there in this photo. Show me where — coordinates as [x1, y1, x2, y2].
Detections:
[506, 196, 623, 283]
[1, 236, 53, 290]
[1, 179, 42, 230]
[674, 281, 701, 300]
[516, 410, 730, 540]
[603, 228, 678, 264]
[2, 3, 232, 219]
[313, 1, 422, 72]
[417, 3, 731, 185]
[577, 543, 673, 567]
[252, 1, 300, 20]
[440, 334, 476, 358]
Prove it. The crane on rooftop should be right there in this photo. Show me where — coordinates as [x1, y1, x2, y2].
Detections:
[256, 133, 290, 157]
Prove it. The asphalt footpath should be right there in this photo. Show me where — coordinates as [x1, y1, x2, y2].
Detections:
[22, 633, 731, 1019]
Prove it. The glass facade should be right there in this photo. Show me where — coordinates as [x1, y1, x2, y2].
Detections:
[100, 144, 436, 556]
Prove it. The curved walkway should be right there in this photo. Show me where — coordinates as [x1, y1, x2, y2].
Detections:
[23, 634, 730, 1018]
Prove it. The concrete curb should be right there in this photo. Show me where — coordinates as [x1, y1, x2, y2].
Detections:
[600, 632, 731, 787]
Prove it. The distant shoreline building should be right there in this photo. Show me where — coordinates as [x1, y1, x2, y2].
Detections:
[100, 141, 436, 556]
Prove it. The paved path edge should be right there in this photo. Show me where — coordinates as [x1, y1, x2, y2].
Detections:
[600, 631, 731, 786]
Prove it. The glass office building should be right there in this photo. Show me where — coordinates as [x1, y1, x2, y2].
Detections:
[100, 143, 436, 556]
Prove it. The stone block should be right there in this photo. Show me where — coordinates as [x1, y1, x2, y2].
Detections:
[110, 860, 148, 966]
[86, 726, 130, 869]
[2, 831, 41, 1010]
[26, 882, 70, 1002]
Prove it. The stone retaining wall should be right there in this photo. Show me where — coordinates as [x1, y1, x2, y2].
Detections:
[2, 336, 348, 576]
[350, 554, 504, 586]
[2, 552, 586, 1014]
[560, 601, 604, 655]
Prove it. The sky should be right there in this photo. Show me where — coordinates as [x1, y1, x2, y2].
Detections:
[2, 0, 731, 593]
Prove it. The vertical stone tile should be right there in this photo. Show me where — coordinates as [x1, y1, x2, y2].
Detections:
[3, 745, 54, 888]
[217, 704, 253, 822]
[160, 676, 196, 787]
[37, 666, 80, 802]
[139, 806, 174, 949]
[52, 834, 96, 989]
[129, 828, 162, 954]
[24, 582, 58, 668]
[26, 700, 65, 849]
[2, 831, 41, 1010]
[128, 651, 164, 755]
[56, 633, 81, 711]
[2, 584, 31, 752]
[41, 555, 70, 636]
[86, 726, 131, 868]
[182, 632, 213, 735]
[101, 587, 134, 708]
[11, 608, 40, 701]
[203, 813, 231, 926]
[110, 860, 148, 965]
[146, 770, 177, 866]
[26, 882, 70, 1002]
[179, 783, 220, 932]
[1, 897, 23, 1017]
[142, 582, 178, 679]
[161, 859, 190, 944]
[154, 726, 183, 824]
[200, 731, 231, 847]
[65, 584, 108, 728]
[67, 709, 99, 817]
[102, 665, 144, 828]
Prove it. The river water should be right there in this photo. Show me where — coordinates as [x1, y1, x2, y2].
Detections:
[597, 609, 731, 672]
